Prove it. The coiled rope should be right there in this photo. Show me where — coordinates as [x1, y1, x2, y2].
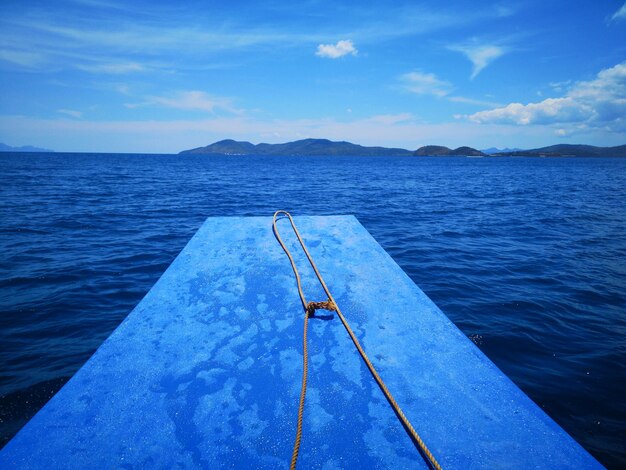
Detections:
[272, 210, 442, 470]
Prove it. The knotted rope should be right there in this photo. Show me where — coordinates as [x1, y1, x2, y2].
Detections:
[272, 210, 442, 470]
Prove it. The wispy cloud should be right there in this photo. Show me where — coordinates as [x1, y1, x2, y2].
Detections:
[126, 91, 243, 115]
[57, 109, 83, 118]
[77, 62, 146, 74]
[7, 19, 322, 58]
[494, 3, 517, 18]
[0, 2, 522, 74]
[315, 40, 357, 59]
[347, 4, 520, 45]
[448, 44, 506, 79]
[400, 71, 453, 97]
[611, 2, 626, 21]
[0, 49, 46, 68]
[469, 61, 626, 132]
[64, 0, 142, 13]
[548, 80, 572, 92]
[367, 113, 414, 125]
[448, 96, 502, 107]
[115, 84, 130, 94]
[399, 71, 500, 108]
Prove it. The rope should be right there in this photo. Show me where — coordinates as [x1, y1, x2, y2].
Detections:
[272, 210, 442, 470]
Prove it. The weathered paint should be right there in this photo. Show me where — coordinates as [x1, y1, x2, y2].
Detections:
[0, 215, 601, 469]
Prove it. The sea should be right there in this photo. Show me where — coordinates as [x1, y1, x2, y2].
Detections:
[1, 152, 624, 467]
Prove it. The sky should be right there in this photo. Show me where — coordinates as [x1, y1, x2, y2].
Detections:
[1, 0, 626, 153]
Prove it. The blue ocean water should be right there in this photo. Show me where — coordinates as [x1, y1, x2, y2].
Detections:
[0, 152, 624, 466]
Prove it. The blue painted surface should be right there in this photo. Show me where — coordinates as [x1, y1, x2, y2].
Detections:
[0, 216, 601, 469]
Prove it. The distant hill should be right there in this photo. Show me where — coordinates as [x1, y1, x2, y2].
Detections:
[0, 143, 54, 152]
[180, 139, 626, 158]
[494, 144, 626, 157]
[482, 147, 523, 155]
[180, 138, 413, 156]
[414, 145, 485, 156]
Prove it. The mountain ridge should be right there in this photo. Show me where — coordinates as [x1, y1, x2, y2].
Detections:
[180, 139, 489, 156]
[180, 138, 414, 156]
[0, 143, 54, 153]
[180, 139, 626, 157]
[493, 144, 626, 157]
[413, 145, 485, 156]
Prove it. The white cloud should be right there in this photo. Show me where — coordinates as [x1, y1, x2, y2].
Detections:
[57, 109, 83, 118]
[469, 61, 626, 132]
[315, 40, 358, 59]
[400, 71, 453, 97]
[611, 3, 626, 21]
[470, 98, 589, 125]
[77, 62, 145, 74]
[127, 91, 243, 115]
[449, 44, 506, 79]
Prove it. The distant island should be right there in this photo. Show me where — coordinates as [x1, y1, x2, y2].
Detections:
[180, 139, 626, 157]
[0, 143, 54, 153]
[413, 145, 485, 156]
[181, 139, 485, 157]
[4, 139, 624, 157]
[180, 139, 414, 156]
[492, 144, 626, 157]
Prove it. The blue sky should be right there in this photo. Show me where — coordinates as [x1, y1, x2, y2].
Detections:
[1, 0, 625, 153]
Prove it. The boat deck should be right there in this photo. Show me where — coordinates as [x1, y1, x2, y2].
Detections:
[0, 215, 600, 468]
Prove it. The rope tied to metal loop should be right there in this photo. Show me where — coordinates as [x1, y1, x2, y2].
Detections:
[272, 210, 443, 470]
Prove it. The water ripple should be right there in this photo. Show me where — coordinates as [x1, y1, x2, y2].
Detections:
[0, 153, 625, 466]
